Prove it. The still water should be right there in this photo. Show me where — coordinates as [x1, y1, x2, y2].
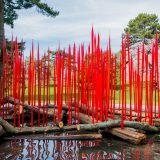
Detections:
[0, 134, 160, 160]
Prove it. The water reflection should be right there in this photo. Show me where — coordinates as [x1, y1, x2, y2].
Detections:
[0, 136, 160, 160]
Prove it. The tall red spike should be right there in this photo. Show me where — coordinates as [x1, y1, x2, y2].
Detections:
[46, 48, 50, 126]
[43, 53, 46, 127]
[73, 43, 77, 122]
[77, 47, 80, 124]
[67, 45, 71, 125]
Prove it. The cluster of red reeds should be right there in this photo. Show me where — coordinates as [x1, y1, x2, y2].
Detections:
[0, 28, 159, 127]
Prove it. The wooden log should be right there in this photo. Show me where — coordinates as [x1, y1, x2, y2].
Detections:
[0, 115, 158, 143]
[4, 97, 56, 117]
[114, 109, 146, 118]
[3, 97, 65, 126]
[124, 127, 146, 134]
[72, 112, 151, 144]
[108, 128, 146, 144]
[78, 106, 159, 132]
[72, 111, 93, 124]
[126, 116, 137, 121]
[0, 116, 76, 135]
[123, 121, 159, 132]
[153, 119, 160, 127]
[3, 97, 73, 111]
[71, 111, 159, 133]
[77, 120, 159, 133]
[58, 121, 64, 128]
[4, 133, 102, 140]
[1, 97, 159, 145]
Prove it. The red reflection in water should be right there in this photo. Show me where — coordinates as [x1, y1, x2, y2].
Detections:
[0, 138, 157, 160]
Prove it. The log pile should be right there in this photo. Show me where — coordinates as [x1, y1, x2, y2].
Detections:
[0, 114, 159, 144]
[74, 113, 157, 144]
[1, 96, 160, 144]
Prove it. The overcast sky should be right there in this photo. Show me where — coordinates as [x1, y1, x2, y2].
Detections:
[4, 0, 160, 57]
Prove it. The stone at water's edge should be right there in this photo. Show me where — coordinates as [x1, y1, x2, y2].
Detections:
[0, 125, 5, 137]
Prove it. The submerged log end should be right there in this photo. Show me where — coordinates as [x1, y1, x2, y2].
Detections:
[77, 124, 80, 131]
[58, 122, 64, 128]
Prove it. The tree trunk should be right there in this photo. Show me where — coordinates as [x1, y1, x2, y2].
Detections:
[77, 120, 159, 133]
[0, 116, 76, 135]
[0, 0, 4, 77]
[72, 110, 159, 133]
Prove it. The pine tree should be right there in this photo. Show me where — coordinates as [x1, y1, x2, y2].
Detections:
[124, 13, 160, 45]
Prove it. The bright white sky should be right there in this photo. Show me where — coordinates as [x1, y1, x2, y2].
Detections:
[4, 0, 160, 58]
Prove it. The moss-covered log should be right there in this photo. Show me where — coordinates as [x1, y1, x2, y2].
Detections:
[77, 120, 159, 133]
[0, 117, 75, 135]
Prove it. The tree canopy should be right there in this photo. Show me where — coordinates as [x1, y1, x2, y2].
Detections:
[0, 0, 59, 48]
[124, 13, 160, 45]
[4, 0, 59, 28]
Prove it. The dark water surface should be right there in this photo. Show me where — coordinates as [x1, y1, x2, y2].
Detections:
[0, 134, 160, 160]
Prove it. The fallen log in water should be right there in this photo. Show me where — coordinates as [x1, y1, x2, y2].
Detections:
[71, 111, 159, 133]
[71, 106, 158, 129]
[0, 116, 77, 135]
[108, 128, 146, 144]
[0, 115, 159, 145]
[72, 112, 159, 144]
[77, 120, 159, 133]
[1, 97, 159, 144]
[4, 133, 102, 140]
[113, 109, 147, 118]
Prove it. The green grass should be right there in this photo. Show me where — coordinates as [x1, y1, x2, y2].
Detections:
[23, 83, 159, 105]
